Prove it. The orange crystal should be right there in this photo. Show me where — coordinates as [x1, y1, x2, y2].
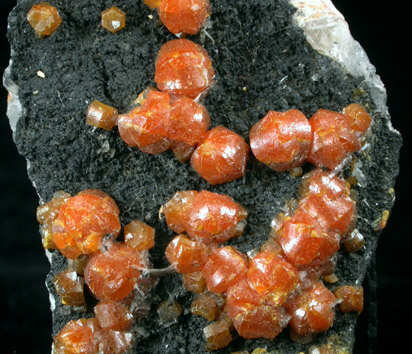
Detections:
[84, 243, 141, 301]
[117, 91, 171, 154]
[186, 190, 248, 244]
[53, 270, 86, 307]
[168, 97, 210, 147]
[190, 293, 219, 321]
[203, 321, 232, 351]
[247, 252, 299, 306]
[101, 6, 126, 33]
[307, 109, 361, 170]
[52, 189, 121, 259]
[333, 285, 364, 313]
[86, 100, 118, 131]
[279, 211, 340, 266]
[343, 103, 372, 133]
[157, 299, 183, 322]
[163, 190, 198, 234]
[288, 282, 336, 336]
[165, 234, 210, 273]
[124, 220, 155, 251]
[159, 0, 211, 35]
[27, 2, 61, 38]
[182, 271, 206, 293]
[155, 39, 215, 99]
[190, 126, 249, 185]
[37, 190, 71, 249]
[226, 280, 289, 340]
[144, 0, 162, 9]
[94, 300, 134, 331]
[94, 329, 133, 354]
[53, 318, 97, 354]
[250, 110, 312, 172]
[202, 246, 248, 293]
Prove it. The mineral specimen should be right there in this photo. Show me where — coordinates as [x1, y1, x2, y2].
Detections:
[86, 101, 119, 131]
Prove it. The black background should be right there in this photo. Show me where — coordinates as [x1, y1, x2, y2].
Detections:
[0, 1, 409, 353]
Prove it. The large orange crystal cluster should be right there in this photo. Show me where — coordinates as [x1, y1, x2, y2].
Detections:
[250, 104, 372, 172]
[37, 189, 157, 353]
[162, 168, 365, 346]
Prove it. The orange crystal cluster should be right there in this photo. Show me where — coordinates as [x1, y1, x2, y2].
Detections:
[250, 104, 372, 172]
[145, 0, 211, 35]
[27, 2, 62, 38]
[162, 168, 365, 346]
[37, 189, 157, 353]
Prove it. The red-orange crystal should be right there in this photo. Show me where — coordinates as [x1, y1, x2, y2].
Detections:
[84, 243, 141, 301]
[27, 2, 62, 38]
[182, 271, 206, 293]
[288, 282, 336, 336]
[168, 97, 210, 147]
[202, 246, 248, 293]
[155, 39, 215, 99]
[226, 280, 289, 339]
[52, 190, 121, 259]
[86, 100, 119, 131]
[186, 190, 248, 244]
[124, 220, 155, 251]
[53, 318, 97, 354]
[165, 234, 210, 273]
[159, 0, 211, 35]
[307, 109, 361, 170]
[333, 285, 364, 313]
[163, 190, 198, 234]
[250, 110, 312, 172]
[118, 91, 171, 154]
[343, 103, 372, 133]
[94, 300, 134, 331]
[191, 126, 249, 185]
[190, 293, 219, 321]
[247, 252, 299, 306]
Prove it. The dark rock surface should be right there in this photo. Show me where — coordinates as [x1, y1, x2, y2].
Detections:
[3, 0, 402, 353]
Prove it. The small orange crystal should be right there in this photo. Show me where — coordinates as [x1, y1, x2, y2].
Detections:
[202, 246, 248, 293]
[165, 234, 210, 273]
[27, 2, 62, 38]
[155, 39, 215, 99]
[333, 285, 364, 313]
[37, 190, 71, 249]
[186, 190, 248, 244]
[52, 189, 121, 259]
[124, 220, 155, 251]
[94, 300, 134, 331]
[288, 282, 336, 336]
[190, 293, 219, 321]
[117, 91, 171, 154]
[190, 126, 249, 185]
[247, 252, 299, 306]
[182, 271, 206, 293]
[86, 100, 119, 131]
[159, 0, 211, 35]
[53, 270, 86, 307]
[53, 318, 97, 354]
[101, 6, 126, 33]
[250, 109, 312, 172]
[157, 299, 183, 322]
[203, 321, 232, 351]
[84, 243, 141, 301]
[343, 103, 372, 133]
[307, 109, 361, 170]
[163, 190, 198, 234]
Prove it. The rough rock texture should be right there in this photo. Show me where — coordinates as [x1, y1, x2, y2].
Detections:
[4, 0, 401, 353]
